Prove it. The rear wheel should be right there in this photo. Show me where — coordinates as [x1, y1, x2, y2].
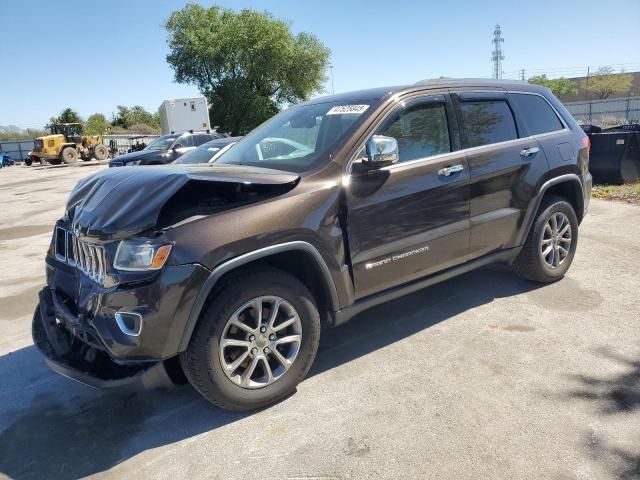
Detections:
[513, 196, 579, 283]
[60, 147, 79, 164]
[93, 144, 109, 161]
[180, 267, 321, 411]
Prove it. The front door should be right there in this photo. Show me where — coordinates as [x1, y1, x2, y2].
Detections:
[346, 95, 470, 299]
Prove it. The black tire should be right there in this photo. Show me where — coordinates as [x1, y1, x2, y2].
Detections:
[93, 144, 109, 161]
[180, 267, 321, 411]
[513, 195, 579, 283]
[24, 158, 32, 166]
[60, 147, 78, 164]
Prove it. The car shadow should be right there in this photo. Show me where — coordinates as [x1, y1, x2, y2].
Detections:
[0, 265, 542, 479]
[562, 347, 640, 480]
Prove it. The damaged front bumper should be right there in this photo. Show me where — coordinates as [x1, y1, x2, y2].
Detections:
[33, 289, 174, 392]
[34, 259, 210, 391]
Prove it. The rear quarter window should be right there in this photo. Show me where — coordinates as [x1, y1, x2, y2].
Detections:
[510, 93, 564, 136]
[460, 100, 517, 148]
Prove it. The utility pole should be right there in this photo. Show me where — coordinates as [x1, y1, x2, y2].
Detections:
[519, 69, 525, 81]
[329, 65, 335, 95]
[586, 66, 592, 124]
[491, 24, 504, 79]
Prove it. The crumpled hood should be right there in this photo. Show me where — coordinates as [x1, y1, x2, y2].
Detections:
[67, 164, 300, 240]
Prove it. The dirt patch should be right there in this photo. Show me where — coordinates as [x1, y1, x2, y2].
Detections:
[0, 284, 41, 321]
[0, 275, 43, 288]
[0, 225, 52, 241]
[592, 182, 640, 205]
[0, 176, 58, 190]
[489, 324, 536, 332]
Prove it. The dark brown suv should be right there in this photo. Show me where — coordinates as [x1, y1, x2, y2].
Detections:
[34, 80, 592, 410]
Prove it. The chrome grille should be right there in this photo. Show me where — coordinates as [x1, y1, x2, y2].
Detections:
[54, 227, 107, 285]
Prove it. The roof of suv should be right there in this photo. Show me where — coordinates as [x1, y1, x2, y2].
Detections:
[300, 79, 546, 107]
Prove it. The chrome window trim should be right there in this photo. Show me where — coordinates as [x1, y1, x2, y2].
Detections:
[346, 89, 571, 175]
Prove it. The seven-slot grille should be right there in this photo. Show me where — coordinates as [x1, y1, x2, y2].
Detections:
[55, 227, 107, 285]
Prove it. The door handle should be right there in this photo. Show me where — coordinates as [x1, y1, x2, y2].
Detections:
[520, 147, 540, 157]
[438, 164, 464, 176]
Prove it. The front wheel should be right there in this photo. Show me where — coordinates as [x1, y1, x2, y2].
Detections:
[93, 144, 109, 161]
[513, 196, 579, 283]
[180, 267, 321, 411]
[60, 147, 78, 164]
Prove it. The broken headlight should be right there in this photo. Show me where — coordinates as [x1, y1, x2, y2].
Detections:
[114, 240, 172, 271]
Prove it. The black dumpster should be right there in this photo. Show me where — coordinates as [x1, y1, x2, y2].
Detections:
[587, 124, 640, 184]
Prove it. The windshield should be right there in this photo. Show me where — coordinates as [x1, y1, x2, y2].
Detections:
[216, 101, 371, 172]
[174, 143, 235, 164]
[145, 135, 178, 151]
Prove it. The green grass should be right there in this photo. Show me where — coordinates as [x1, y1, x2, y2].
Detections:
[592, 182, 640, 205]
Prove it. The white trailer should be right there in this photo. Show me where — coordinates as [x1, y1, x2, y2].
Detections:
[159, 97, 210, 135]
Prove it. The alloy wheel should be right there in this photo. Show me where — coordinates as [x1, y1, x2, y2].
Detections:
[218, 296, 302, 389]
[540, 212, 572, 269]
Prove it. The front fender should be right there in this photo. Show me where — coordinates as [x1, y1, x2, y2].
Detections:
[176, 240, 340, 352]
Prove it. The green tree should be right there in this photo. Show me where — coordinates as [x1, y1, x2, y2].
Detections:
[528, 75, 577, 98]
[49, 107, 83, 125]
[112, 105, 160, 130]
[85, 113, 110, 134]
[581, 67, 633, 99]
[165, 4, 331, 135]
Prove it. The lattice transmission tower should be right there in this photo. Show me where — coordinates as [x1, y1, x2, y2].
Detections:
[491, 24, 504, 79]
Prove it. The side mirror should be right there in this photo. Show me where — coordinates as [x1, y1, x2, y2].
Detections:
[365, 135, 399, 168]
[173, 143, 183, 150]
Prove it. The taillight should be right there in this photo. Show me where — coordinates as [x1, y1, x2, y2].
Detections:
[582, 135, 591, 154]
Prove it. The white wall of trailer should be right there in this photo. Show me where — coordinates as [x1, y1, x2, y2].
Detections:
[159, 97, 210, 134]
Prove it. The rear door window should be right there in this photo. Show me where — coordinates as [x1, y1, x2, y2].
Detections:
[460, 100, 517, 148]
[194, 134, 211, 146]
[510, 93, 564, 135]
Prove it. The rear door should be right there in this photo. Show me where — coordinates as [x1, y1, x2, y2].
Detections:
[508, 92, 573, 170]
[346, 94, 471, 299]
[452, 91, 548, 257]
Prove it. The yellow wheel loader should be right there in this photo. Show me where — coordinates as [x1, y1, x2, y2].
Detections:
[29, 123, 109, 165]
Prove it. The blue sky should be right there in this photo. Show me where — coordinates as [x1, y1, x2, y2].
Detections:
[1, 0, 638, 127]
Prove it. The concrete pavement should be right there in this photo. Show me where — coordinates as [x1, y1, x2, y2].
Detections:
[0, 165, 638, 479]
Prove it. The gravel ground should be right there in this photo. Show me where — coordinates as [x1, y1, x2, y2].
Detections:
[0, 165, 638, 480]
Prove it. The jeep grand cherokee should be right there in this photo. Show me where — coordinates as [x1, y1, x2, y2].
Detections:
[34, 80, 591, 410]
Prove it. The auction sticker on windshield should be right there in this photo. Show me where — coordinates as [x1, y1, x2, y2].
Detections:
[327, 105, 369, 115]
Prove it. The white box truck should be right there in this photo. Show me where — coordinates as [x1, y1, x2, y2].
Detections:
[159, 97, 210, 135]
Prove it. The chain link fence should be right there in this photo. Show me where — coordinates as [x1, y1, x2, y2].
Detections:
[564, 95, 640, 126]
[0, 135, 160, 163]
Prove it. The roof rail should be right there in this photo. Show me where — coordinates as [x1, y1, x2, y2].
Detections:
[415, 77, 529, 85]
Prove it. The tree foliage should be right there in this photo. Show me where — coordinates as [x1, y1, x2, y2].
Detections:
[0, 126, 48, 141]
[84, 113, 110, 135]
[165, 4, 331, 135]
[528, 75, 577, 98]
[49, 107, 83, 125]
[112, 105, 160, 131]
[581, 67, 633, 99]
